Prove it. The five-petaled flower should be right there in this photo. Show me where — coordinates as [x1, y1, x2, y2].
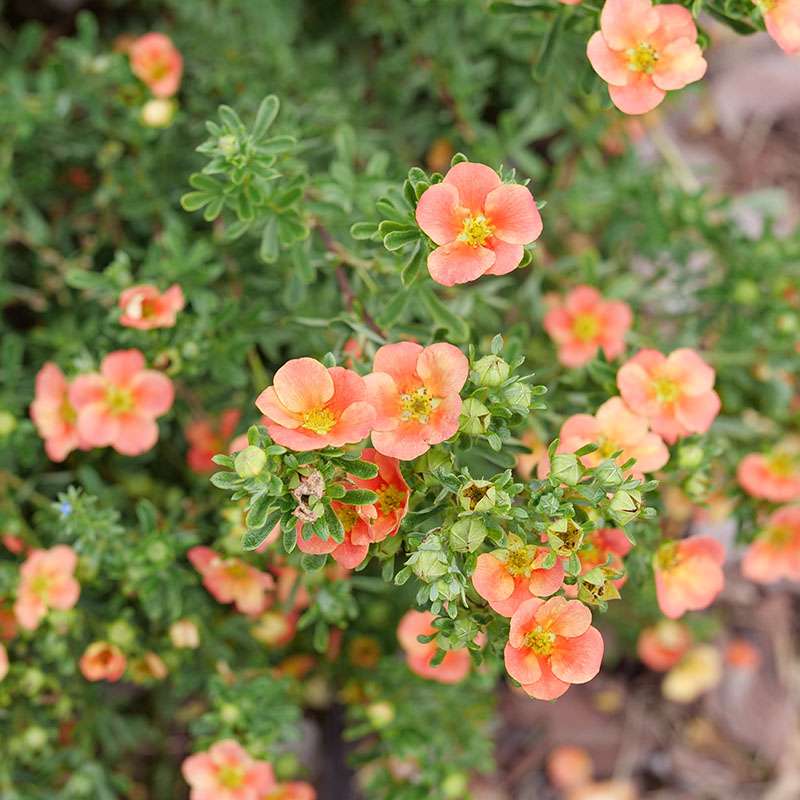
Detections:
[397, 610, 472, 684]
[295, 501, 377, 570]
[119, 284, 185, 330]
[587, 0, 707, 115]
[617, 348, 720, 444]
[543, 286, 633, 368]
[653, 536, 725, 619]
[69, 349, 175, 456]
[13, 545, 80, 631]
[188, 547, 274, 616]
[255, 358, 374, 451]
[80, 641, 127, 682]
[182, 739, 276, 800]
[737, 448, 800, 503]
[347, 448, 410, 540]
[129, 33, 183, 98]
[741, 505, 800, 584]
[550, 397, 669, 478]
[504, 596, 604, 700]
[755, 0, 800, 54]
[30, 363, 89, 462]
[415, 162, 542, 286]
[365, 342, 468, 460]
[472, 534, 564, 617]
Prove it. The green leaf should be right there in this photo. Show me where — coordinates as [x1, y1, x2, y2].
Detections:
[252, 95, 280, 141]
[383, 229, 420, 252]
[301, 553, 327, 571]
[246, 493, 274, 529]
[324, 502, 345, 544]
[260, 216, 280, 263]
[283, 524, 297, 553]
[420, 288, 469, 342]
[210, 471, 241, 490]
[339, 459, 379, 479]
[340, 489, 379, 506]
[243, 511, 281, 550]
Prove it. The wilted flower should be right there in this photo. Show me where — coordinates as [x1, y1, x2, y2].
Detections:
[587, 0, 707, 114]
[543, 285, 633, 368]
[366, 342, 469, 460]
[14, 546, 80, 631]
[118, 284, 184, 329]
[415, 162, 542, 286]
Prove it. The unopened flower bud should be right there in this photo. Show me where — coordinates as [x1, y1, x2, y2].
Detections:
[550, 453, 581, 486]
[609, 489, 642, 526]
[0, 410, 16, 437]
[220, 703, 240, 724]
[23, 726, 48, 751]
[733, 279, 759, 305]
[218, 134, 237, 156]
[460, 397, 491, 435]
[449, 517, 488, 553]
[108, 619, 137, 649]
[140, 98, 176, 128]
[594, 458, 624, 487]
[409, 536, 449, 582]
[678, 444, 704, 470]
[473, 354, 510, 387]
[503, 381, 532, 411]
[442, 772, 469, 798]
[366, 700, 395, 728]
[235, 445, 267, 478]
[457, 480, 496, 512]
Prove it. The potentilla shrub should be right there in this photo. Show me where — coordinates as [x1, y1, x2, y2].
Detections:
[1, 1, 799, 798]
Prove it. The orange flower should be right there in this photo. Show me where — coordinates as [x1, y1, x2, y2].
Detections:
[741, 505, 800, 584]
[617, 348, 720, 444]
[14, 545, 80, 631]
[69, 349, 174, 456]
[129, 33, 183, 98]
[118, 284, 184, 329]
[365, 342, 468, 460]
[397, 610, 471, 684]
[587, 0, 707, 115]
[415, 162, 542, 286]
[575, 528, 632, 589]
[756, 0, 800, 54]
[186, 409, 242, 473]
[504, 597, 604, 700]
[543, 285, 632, 368]
[262, 782, 316, 800]
[0, 643, 7, 683]
[737, 449, 800, 502]
[80, 641, 127, 682]
[30, 363, 89, 462]
[552, 397, 669, 478]
[255, 358, 375, 451]
[472, 534, 564, 617]
[188, 547, 274, 615]
[182, 739, 276, 800]
[636, 619, 692, 671]
[546, 745, 593, 791]
[653, 536, 725, 619]
[348, 448, 409, 540]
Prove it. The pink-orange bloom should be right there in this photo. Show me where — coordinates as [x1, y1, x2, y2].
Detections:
[14, 545, 80, 631]
[617, 348, 720, 444]
[737, 450, 800, 502]
[415, 162, 542, 286]
[118, 283, 184, 330]
[182, 739, 276, 800]
[757, 0, 800, 54]
[543, 286, 633, 368]
[30, 363, 89, 462]
[587, 0, 707, 115]
[365, 342, 468, 460]
[472, 535, 564, 617]
[551, 397, 669, 478]
[79, 641, 127, 682]
[255, 359, 374, 451]
[397, 610, 471, 684]
[188, 547, 274, 616]
[69, 349, 174, 456]
[0, 643, 7, 682]
[653, 536, 725, 619]
[741, 505, 800, 584]
[504, 597, 604, 700]
[129, 33, 183, 98]
[263, 782, 316, 800]
[576, 528, 632, 589]
[348, 448, 410, 540]
[636, 619, 692, 671]
[186, 409, 242, 473]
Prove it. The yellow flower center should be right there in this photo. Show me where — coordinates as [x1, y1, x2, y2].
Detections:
[598, 438, 619, 459]
[105, 385, 135, 415]
[376, 483, 405, 515]
[60, 399, 77, 425]
[302, 407, 336, 435]
[767, 452, 796, 478]
[654, 540, 680, 571]
[399, 387, 436, 423]
[653, 376, 680, 405]
[458, 214, 495, 247]
[217, 765, 245, 790]
[505, 545, 534, 578]
[31, 575, 51, 598]
[766, 525, 792, 547]
[754, 0, 777, 12]
[627, 42, 660, 74]
[572, 313, 600, 342]
[523, 625, 557, 656]
[336, 505, 359, 533]
[225, 561, 250, 581]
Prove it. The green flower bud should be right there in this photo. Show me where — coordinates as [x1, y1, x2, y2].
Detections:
[777, 313, 799, 334]
[442, 772, 469, 798]
[0, 410, 16, 437]
[218, 134, 237, 156]
[678, 444, 704, 470]
[23, 726, 48, 751]
[108, 619, 137, 649]
[457, 480, 496, 512]
[733, 279, 759, 305]
[550, 453, 581, 486]
[220, 703, 240, 724]
[473, 354, 510, 387]
[409, 536, 449, 582]
[503, 381, 532, 411]
[235, 445, 267, 478]
[21, 668, 45, 696]
[594, 458, 624, 487]
[366, 700, 396, 728]
[609, 489, 642, 526]
[460, 397, 491, 435]
[449, 517, 488, 553]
